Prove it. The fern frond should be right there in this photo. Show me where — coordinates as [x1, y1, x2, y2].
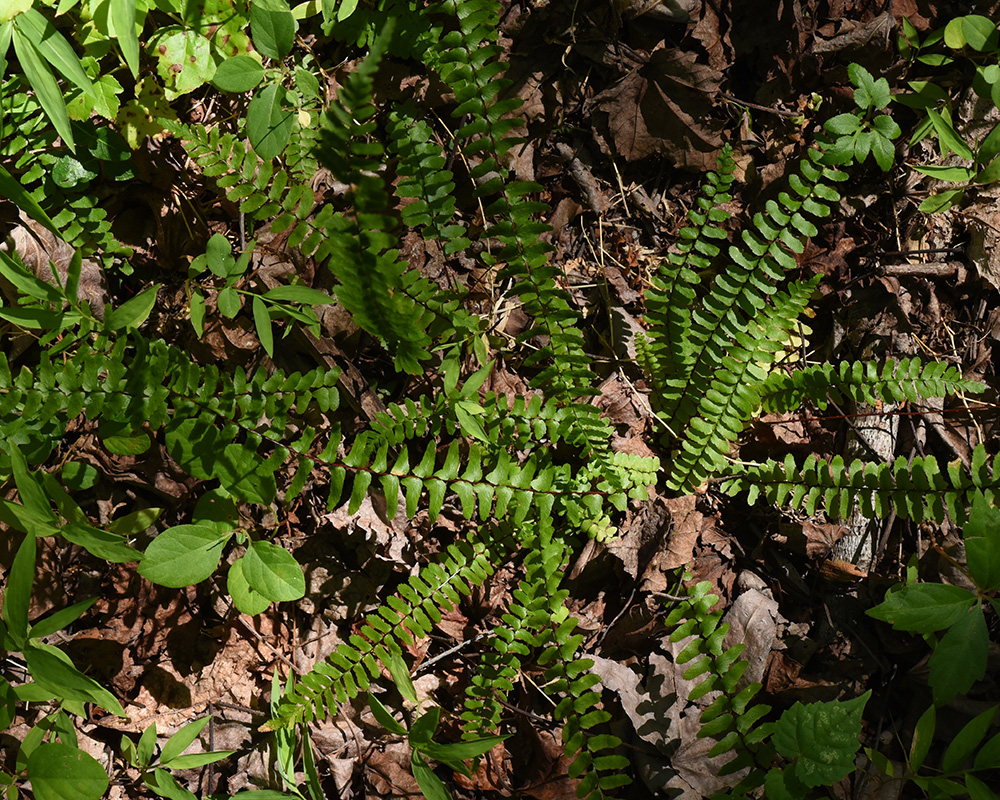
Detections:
[266, 536, 500, 729]
[720, 445, 1000, 523]
[665, 277, 820, 492]
[655, 150, 847, 437]
[757, 358, 984, 414]
[643, 144, 736, 392]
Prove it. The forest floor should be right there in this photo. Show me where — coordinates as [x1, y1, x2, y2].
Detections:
[5, 0, 1000, 798]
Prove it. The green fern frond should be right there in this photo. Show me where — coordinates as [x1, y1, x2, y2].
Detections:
[720, 445, 1000, 523]
[757, 358, 984, 414]
[267, 536, 499, 729]
[642, 144, 736, 393]
[665, 277, 820, 492]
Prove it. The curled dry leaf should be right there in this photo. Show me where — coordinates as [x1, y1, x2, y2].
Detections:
[0, 211, 107, 319]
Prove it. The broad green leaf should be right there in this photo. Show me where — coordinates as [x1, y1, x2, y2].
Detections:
[110, 0, 139, 76]
[62, 522, 143, 563]
[247, 82, 295, 160]
[0, 676, 16, 729]
[250, 0, 295, 60]
[978, 121, 1000, 167]
[106, 283, 160, 330]
[0, 249, 61, 303]
[241, 540, 305, 602]
[975, 730, 1000, 769]
[2, 532, 35, 648]
[227, 556, 271, 615]
[29, 597, 97, 639]
[960, 15, 997, 51]
[408, 706, 440, 748]
[0, 306, 66, 328]
[929, 605, 988, 704]
[14, 9, 93, 94]
[367, 692, 408, 736]
[262, 285, 336, 304]
[60, 461, 97, 490]
[26, 743, 109, 800]
[824, 113, 861, 136]
[0, 162, 59, 235]
[0, 0, 32, 22]
[909, 705, 935, 771]
[918, 188, 964, 214]
[144, 768, 198, 800]
[23, 643, 126, 715]
[927, 109, 975, 161]
[137, 721, 158, 768]
[149, 25, 215, 98]
[965, 493, 1000, 590]
[253, 296, 273, 356]
[942, 706, 996, 772]
[192, 489, 238, 533]
[159, 716, 209, 765]
[384, 649, 417, 705]
[420, 735, 507, 770]
[11, 25, 74, 150]
[108, 507, 162, 537]
[410, 750, 450, 800]
[10, 440, 54, 522]
[772, 691, 870, 787]
[975, 154, 1000, 185]
[161, 750, 236, 769]
[913, 165, 975, 182]
[212, 54, 265, 92]
[867, 583, 976, 633]
[190, 290, 206, 336]
[966, 774, 1000, 800]
[137, 524, 232, 587]
[218, 285, 241, 317]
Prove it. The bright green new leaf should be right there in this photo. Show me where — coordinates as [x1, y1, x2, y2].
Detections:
[149, 26, 215, 98]
[213, 54, 266, 92]
[918, 188, 964, 213]
[0, 249, 61, 303]
[159, 716, 210, 765]
[251, 0, 296, 60]
[218, 285, 241, 317]
[913, 164, 975, 182]
[106, 283, 160, 330]
[929, 604, 988, 704]
[241, 540, 305, 602]
[228, 556, 271, 615]
[867, 583, 977, 633]
[420, 735, 507, 772]
[773, 691, 870, 788]
[26, 743, 109, 800]
[0, 0, 32, 22]
[247, 82, 295, 160]
[137, 524, 232, 587]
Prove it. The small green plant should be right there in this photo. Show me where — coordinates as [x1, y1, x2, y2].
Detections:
[896, 13, 1000, 212]
[823, 63, 900, 171]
